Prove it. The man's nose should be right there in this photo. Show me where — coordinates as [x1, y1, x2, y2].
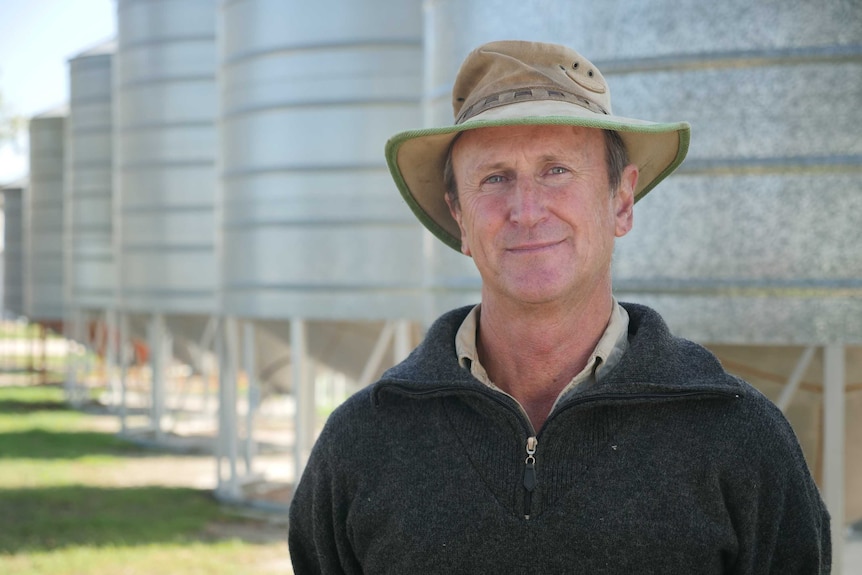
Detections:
[509, 177, 547, 225]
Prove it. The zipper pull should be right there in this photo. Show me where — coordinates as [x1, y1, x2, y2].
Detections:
[523, 436, 538, 520]
[523, 436, 538, 491]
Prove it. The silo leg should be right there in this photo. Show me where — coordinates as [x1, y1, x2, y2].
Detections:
[148, 314, 171, 442]
[242, 321, 258, 474]
[292, 318, 314, 485]
[823, 343, 845, 574]
[218, 317, 240, 500]
[118, 312, 129, 433]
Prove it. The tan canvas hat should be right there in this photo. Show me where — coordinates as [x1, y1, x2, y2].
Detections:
[385, 40, 691, 252]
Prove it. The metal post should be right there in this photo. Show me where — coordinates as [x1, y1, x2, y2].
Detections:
[215, 319, 225, 493]
[823, 343, 845, 575]
[148, 314, 169, 442]
[118, 312, 129, 433]
[292, 318, 314, 483]
[198, 316, 219, 414]
[776, 346, 816, 413]
[28, 321, 37, 382]
[218, 317, 240, 500]
[357, 322, 395, 389]
[242, 321, 258, 474]
[64, 311, 80, 406]
[105, 309, 119, 408]
[40, 321, 48, 385]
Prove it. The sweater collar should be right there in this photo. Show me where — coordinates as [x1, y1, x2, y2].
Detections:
[374, 302, 744, 405]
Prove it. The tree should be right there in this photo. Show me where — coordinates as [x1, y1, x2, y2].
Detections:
[0, 80, 26, 151]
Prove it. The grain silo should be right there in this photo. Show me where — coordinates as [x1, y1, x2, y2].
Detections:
[65, 41, 117, 401]
[2, 181, 26, 318]
[26, 110, 67, 325]
[423, 0, 861, 566]
[217, 0, 424, 502]
[114, 0, 219, 442]
[67, 41, 115, 312]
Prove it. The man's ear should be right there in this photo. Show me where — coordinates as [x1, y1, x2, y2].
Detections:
[614, 164, 637, 238]
[444, 193, 471, 256]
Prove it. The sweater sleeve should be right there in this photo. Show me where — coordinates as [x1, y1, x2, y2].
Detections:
[288, 425, 362, 575]
[728, 397, 832, 574]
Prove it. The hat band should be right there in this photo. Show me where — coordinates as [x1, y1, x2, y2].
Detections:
[456, 87, 609, 124]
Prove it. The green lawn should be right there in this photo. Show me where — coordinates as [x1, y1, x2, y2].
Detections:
[0, 384, 291, 574]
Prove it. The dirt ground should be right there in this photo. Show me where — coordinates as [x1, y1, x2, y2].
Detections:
[77, 405, 293, 555]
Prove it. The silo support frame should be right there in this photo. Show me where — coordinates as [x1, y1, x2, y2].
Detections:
[105, 309, 121, 412]
[200, 317, 219, 415]
[148, 314, 172, 442]
[63, 310, 80, 405]
[356, 320, 415, 390]
[215, 317, 265, 503]
[823, 343, 845, 574]
[776, 346, 816, 413]
[242, 321, 259, 474]
[117, 312, 130, 434]
[63, 310, 88, 407]
[175, 316, 219, 415]
[217, 317, 241, 500]
[293, 318, 314, 483]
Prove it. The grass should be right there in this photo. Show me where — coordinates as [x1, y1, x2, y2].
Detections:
[0, 384, 291, 574]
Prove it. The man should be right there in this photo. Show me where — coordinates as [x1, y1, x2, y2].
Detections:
[289, 40, 830, 573]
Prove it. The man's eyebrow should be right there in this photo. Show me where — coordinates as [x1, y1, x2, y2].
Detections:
[469, 160, 511, 173]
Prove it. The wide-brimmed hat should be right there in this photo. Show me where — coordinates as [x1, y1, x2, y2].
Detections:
[385, 40, 691, 252]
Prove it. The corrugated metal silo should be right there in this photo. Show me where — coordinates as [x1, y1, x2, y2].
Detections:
[219, 0, 425, 322]
[423, 0, 862, 561]
[26, 110, 67, 322]
[112, 0, 221, 451]
[2, 181, 26, 317]
[67, 41, 115, 310]
[115, 0, 218, 315]
[217, 0, 425, 502]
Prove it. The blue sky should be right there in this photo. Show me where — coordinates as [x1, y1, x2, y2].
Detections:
[0, 0, 115, 182]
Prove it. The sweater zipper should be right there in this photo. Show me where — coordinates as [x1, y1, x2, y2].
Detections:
[523, 436, 538, 520]
[519, 389, 739, 520]
[375, 383, 739, 521]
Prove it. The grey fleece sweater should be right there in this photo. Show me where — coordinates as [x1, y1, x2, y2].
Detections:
[289, 303, 831, 574]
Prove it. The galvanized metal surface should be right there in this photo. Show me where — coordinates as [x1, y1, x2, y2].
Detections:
[2, 184, 25, 317]
[114, 0, 218, 314]
[67, 44, 115, 310]
[219, 0, 425, 321]
[26, 112, 66, 321]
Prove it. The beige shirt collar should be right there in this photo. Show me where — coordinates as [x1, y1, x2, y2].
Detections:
[455, 300, 629, 409]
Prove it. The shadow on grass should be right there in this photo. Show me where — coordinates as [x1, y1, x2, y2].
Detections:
[0, 398, 70, 414]
[0, 485, 229, 553]
[0, 384, 80, 414]
[0, 384, 143, 459]
[0, 429, 146, 459]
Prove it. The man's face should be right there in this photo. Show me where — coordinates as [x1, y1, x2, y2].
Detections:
[447, 124, 636, 307]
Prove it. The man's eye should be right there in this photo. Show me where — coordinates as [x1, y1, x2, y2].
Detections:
[549, 166, 568, 175]
[484, 175, 506, 184]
